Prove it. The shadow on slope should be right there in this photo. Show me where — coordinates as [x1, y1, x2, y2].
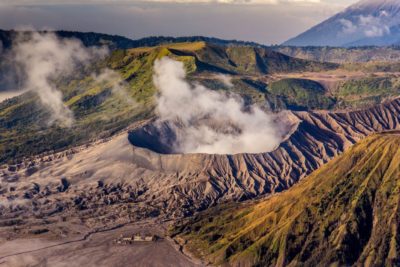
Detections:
[175, 132, 400, 267]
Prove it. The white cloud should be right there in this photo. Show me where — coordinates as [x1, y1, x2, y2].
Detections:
[339, 13, 391, 38]
[358, 14, 378, 26]
[145, 0, 322, 4]
[153, 57, 284, 154]
[0, 0, 324, 5]
[0, 1, 347, 45]
[380, 10, 389, 17]
[364, 25, 390, 37]
[147, 0, 278, 3]
[339, 18, 357, 34]
[359, 15, 390, 37]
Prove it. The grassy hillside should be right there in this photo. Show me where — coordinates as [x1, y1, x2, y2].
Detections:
[193, 44, 337, 75]
[265, 75, 400, 111]
[0, 45, 170, 164]
[269, 78, 335, 110]
[335, 76, 400, 109]
[174, 133, 400, 266]
[0, 42, 208, 164]
[275, 46, 400, 63]
[342, 61, 400, 73]
[0, 42, 336, 164]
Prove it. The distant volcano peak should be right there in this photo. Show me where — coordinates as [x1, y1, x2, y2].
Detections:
[283, 0, 400, 47]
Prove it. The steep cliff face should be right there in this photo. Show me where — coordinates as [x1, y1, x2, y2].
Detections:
[129, 98, 400, 197]
[2, 99, 400, 224]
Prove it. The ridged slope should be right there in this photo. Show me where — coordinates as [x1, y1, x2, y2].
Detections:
[152, 98, 400, 212]
[4, 99, 400, 222]
[176, 133, 400, 266]
[0, 40, 336, 164]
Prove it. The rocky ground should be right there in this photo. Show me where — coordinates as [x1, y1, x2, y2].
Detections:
[1, 98, 400, 266]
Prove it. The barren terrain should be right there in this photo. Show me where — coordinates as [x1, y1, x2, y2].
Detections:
[0, 220, 201, 267]
[2, 98, 400, 266]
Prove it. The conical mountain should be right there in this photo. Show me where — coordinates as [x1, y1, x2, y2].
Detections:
[284, 0, 400, 46]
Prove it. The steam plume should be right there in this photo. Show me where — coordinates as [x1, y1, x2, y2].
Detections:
[153, 57, 284, 154]
[11, 31, 107, 126]
[91, 68, 136, 107]
[214, 73, 233, 88]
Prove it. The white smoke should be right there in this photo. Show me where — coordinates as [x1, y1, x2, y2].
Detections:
[91, 68, 136, 107]
[11, 31, 108, 126]
[214, 73, 234, 88]
[153, 57, 284, 155]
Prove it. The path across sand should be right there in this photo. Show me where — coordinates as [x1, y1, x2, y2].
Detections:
[0, 222, 202, 267]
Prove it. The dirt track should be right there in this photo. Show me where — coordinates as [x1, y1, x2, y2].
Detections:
[0, 222, 202, 267]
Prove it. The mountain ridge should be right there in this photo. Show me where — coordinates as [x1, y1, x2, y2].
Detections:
[0, 29, 270, 51]
[0, 40, 336, 164]
[174, 132, 400, 266]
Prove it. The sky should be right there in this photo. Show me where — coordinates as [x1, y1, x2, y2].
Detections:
[0, 0, 359, 45]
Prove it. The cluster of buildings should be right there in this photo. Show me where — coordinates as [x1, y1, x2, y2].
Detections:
[114, 233, 159, 244]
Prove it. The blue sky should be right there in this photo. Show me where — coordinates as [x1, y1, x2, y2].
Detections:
[0, 0, 359, 44]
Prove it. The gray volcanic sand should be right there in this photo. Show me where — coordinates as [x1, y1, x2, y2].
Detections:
[0, 224, 201, 267]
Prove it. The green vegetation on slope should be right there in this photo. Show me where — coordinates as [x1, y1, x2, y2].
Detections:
[263, 75, 400, 111]
[335, 76, 400, 109]
[342, 61, 400, 73]
[174, 133, 400, 267]
[0, 45, 171, 163]
[269, 78, 335, 110]
[0, 41, 335, 164]
[0, 42, 206, 163]
[5, 40, 400, 164]
[193, 44, 337, 75]
[275, 46, 400, 64]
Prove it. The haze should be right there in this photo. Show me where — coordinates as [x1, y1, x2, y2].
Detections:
[0, 0, 358, 45]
